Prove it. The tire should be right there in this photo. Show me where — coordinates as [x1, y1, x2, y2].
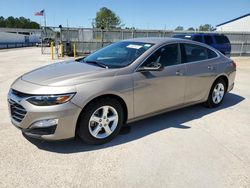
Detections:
[78, 98, 124, 145]
[205, 78, 226, 108]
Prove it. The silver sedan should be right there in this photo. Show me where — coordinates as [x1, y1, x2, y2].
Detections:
[8, 37, 236, 144]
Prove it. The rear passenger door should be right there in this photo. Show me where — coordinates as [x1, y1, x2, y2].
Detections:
[181, 43, 218, 103]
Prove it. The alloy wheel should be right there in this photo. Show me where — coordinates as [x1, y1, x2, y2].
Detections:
[212, 83, 225, 104]
[88, 105, 119, 139]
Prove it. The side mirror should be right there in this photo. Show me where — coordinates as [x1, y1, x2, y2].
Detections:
[75, 57, 85, 62]
[137, 62, 164, 72]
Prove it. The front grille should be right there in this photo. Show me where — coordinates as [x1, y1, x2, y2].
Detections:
[9, 99, 27, 123]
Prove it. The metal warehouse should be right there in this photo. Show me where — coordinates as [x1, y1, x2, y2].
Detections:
[216, 13, 250, 32]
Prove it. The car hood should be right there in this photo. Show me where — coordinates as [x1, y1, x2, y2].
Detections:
[21, 61, 118, 86]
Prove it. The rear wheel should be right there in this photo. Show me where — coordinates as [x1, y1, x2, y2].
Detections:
[205, 78, 226, 108]
[78, 98, 124, 145]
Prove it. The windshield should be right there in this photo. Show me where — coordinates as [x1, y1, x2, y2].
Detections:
[82, 41, 154, 68]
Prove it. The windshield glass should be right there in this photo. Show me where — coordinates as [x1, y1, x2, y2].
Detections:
[82, 41, 154, 68]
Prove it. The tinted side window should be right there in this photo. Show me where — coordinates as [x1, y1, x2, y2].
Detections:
[204, 35, 213, 45]
[214, 35, 230, 44]
[193, 35, 203, 42]
[207, 49, 218, 58]
[143, 44, 181, 67]
[182, 43, 208, 62]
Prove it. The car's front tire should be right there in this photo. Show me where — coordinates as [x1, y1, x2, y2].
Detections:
[78, 98, 124, 145]
[205, 78, 226, 108]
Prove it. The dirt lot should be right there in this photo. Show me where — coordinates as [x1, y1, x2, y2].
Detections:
[0, 47, 250, 188]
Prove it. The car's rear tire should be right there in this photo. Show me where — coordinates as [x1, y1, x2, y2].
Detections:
[78, 98, 124, 145]
[205, 78, 226, 108]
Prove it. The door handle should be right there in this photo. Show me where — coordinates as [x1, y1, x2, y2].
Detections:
[176, 71, 184, 76]
[208, 65, 215, 70]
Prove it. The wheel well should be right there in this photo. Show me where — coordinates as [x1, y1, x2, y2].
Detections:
[215, 75, 228, 91]
[75, 94, 128, 135]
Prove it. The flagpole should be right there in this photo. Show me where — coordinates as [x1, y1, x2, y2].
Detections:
[44, 9, 47, 38]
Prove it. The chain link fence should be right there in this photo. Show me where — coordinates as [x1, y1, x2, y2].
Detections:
[41, 27, 250, 56]
[40, 27, 61, 55]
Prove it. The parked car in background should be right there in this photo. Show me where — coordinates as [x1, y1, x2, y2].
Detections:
[8, 37, 236, 144]
[172, 33, 231, 57]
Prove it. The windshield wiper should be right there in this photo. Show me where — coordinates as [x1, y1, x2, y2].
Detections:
[84, 60, 108, 69]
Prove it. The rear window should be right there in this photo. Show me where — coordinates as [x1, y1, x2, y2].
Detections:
[214, 35, 230, 44]
[207, 49, 218, 58]
[183, 44, 208, 62]
[182, 43, 218, 63]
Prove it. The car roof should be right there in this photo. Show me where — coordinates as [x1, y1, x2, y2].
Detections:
[122, 37, 189, 45]
[122, 37, 221, 54]
[173, 33, 226, 36]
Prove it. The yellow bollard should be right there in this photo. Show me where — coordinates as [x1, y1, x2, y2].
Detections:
[51, 41, 54, 60]
[60, 43, 64, 58]
[73, 43, 76, 60]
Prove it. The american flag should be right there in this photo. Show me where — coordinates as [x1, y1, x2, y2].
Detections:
[34, 9, 44, 16]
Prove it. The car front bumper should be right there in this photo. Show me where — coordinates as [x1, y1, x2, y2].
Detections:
[8, 89, 82, 141]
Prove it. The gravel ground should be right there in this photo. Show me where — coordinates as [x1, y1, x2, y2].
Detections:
[0, 47, 250, 188]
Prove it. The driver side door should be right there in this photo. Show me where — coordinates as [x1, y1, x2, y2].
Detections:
[133, 43, 187, 117]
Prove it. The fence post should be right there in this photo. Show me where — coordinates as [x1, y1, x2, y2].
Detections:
[41, 27, 43, 54]
[60, 43, 64, 57]
[51, 41, 54, 60]
[121, 30, 124, 39]
[73, 43, 76, 60]
[101, 29, 104, 47]
[240, 42, 244, 56]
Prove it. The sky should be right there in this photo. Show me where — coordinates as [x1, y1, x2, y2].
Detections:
[0, 0, 250, 30]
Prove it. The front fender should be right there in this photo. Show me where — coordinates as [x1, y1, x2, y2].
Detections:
[71, 74, 134, 120]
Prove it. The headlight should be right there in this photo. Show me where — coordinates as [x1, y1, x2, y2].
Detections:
[27, 93, 75, 106]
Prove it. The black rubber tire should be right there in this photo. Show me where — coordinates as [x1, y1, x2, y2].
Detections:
[205, 78, 226, 108]
[77, 98, 124, 145]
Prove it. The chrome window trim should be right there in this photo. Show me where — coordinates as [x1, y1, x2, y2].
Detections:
[135, 41, 220, 72]
[180, 42, 220, 65]
[135, 42, 181, 72]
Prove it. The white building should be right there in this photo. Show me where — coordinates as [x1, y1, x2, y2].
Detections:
[0, 28, 41, 43]
[216, 13, 250, 32]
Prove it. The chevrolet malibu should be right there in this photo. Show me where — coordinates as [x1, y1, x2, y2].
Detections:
[8, 38, 236, 144]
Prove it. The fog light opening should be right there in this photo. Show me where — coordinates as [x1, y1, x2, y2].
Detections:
[30, 119, 58, 129]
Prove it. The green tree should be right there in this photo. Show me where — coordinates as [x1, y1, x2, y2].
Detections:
[94, 7, 121, 29]
[175, 26, 184, 31]
[5, 16, 16, 28]
[29, 21, 40, 29]
[199, 24, 213, 31]
[0, 16, 40, 29]
[187, 27, 195, 31]
[0, 16, 5, 27]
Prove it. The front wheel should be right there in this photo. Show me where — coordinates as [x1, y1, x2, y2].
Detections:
[77, 98, 124, 145]
[205, 78, 226, 108]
